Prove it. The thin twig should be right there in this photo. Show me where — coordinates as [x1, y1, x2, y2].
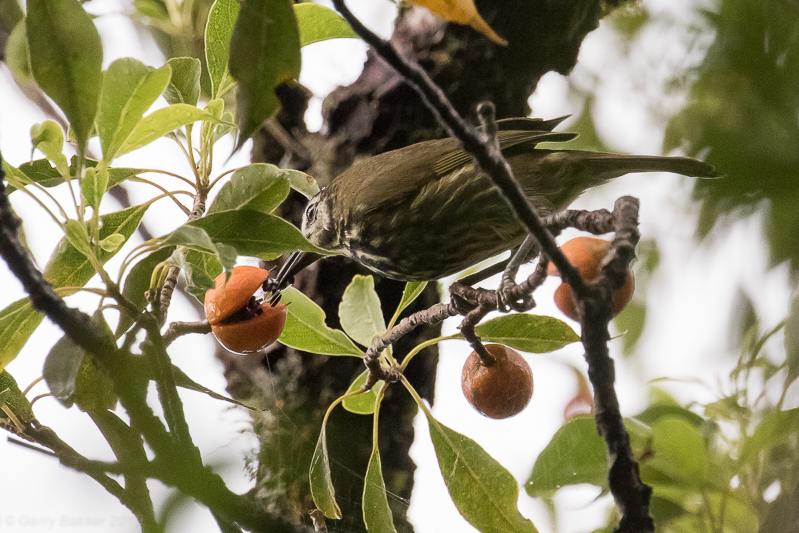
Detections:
[163, 320, 212, 347]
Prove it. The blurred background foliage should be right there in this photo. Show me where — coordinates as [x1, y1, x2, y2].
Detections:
[666, 0, 799, 274]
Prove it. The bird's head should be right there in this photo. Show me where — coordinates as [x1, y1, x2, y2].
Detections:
[301, 192, 339, 250]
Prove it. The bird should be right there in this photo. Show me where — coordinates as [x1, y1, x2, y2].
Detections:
[293, 116, 719, 283]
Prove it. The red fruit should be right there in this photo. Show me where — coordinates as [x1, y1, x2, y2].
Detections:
[461, 345, 534, 419]
[204, 266, 287, 354]
[548, 237, 635, 321]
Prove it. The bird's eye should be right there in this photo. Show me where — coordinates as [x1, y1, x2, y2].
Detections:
[305, 202, 318, 223]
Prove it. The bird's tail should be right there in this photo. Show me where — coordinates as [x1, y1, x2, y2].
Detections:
[573, 151, 722, 179]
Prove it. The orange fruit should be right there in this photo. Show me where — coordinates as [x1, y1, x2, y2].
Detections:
[461, 344, 534, 419]
[204, 266, 287, 354]
[548, 237, 635, 321]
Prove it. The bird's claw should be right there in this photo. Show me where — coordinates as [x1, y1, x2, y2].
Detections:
[497, 282, 535, 313]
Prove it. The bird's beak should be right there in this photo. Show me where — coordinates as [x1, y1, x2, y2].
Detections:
[270, 251, 321, 292]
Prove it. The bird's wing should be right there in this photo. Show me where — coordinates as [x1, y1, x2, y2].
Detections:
[432, 130, 578, 177]
[351, 121, 576, 212]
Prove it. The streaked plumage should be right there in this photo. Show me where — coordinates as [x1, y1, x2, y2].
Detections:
[301, 117, 719, 281]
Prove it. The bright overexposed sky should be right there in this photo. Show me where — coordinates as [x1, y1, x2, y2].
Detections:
[0, 0, 794, 532]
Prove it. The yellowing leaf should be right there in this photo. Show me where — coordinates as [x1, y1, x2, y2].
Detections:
[413, 0, 507, 46]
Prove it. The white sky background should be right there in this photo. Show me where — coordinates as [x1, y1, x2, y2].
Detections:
[0, 0, 795, 532]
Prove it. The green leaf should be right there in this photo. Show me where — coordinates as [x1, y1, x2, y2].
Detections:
[63, 219, 93, 258]
[75, 314, 117, 412]
[424, 409, 538, 533]
[207, 163, 291, 215]
[526, 416, 608, 497]
[456, 314, 580, 353]
[363, 438, 397, 532]
[43, 334, 86, 408]
[96, 58, 172, 162]
[97, 233, 125, 253]
[117, 247, 174, 335]
[648, 416, 707, 487]
[1, 160, 36, 195]
[187, 209, 329, 258]
[43, 315, 117, 411]
[201, 98, 225, 142]
[0, 289, 78, 371]
[81, 167, 109, 212]
[117, 104, 210, 156]
[205, 0, 240, 98]
[613, 299, 646, 356]
[164, 57, 201, 106]
[285, 169, 320, 199]
[0, 299, 44, 371]
[339, 275, 385, 347]
[229, 0, 301, 151]
[0, 370, 33, 424]
[396, 282, 427, 317]
[182, 249, 224, 302]
[632, 403, 705, 429]
[170, 364, 259, 411]
[44, 202, 154, 288]
[294, 3, 357, 47]
[74, 352, 118, 412]
[309, 423, 342, 519]
[134, 0, 168, 20]
[26, 0, 102, 149]
[740, 407, 799, 465]
[342, 370, 380, 415]
[9, 157, 141, 194]
[5, 21, 32, 80]
[278, 287, 363, 357]
[159, 226, 237, 274]
[30, 120, 69, 175]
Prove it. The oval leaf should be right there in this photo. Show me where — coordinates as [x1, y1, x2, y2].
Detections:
[43, 334, 86, 408]
[26, 0, 102, 149]
[285, 169, 320, 199]
[118, 104, 211, 156]
[648, 416, 707, 487]
[339, 275, 385, 347]
[229, 0, 301, 150]
[0, 298, 45, 372]
[205, 0, 240, 98]
[208, 163, 291, 215]
[164, 57, 201, 106]
[363, 442, 397, 532]
[5, 21, 32, 81]
[342, 370, 380, 415]
[278, 287, 363, 357]
[294, 3, 357, 47]
[117, 247, 174, 335]
[187, 209, 330, 258]
[526, 416, 608, 497]
[310, 424, 342, 519]
[44, 202, 155, 288]
[183, 249, 225, 301]
[96, 59, 172, 162]
[0, 370, 33, 425]
[465, 314, 580, 353]
[423, 408, 538, 533]
[30, 120, 68, 175]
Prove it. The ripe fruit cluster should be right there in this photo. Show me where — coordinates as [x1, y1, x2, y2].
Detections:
[461, 344, 534, 419]
[204, 266, 287, 354]
[548, 237, 635, 321]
